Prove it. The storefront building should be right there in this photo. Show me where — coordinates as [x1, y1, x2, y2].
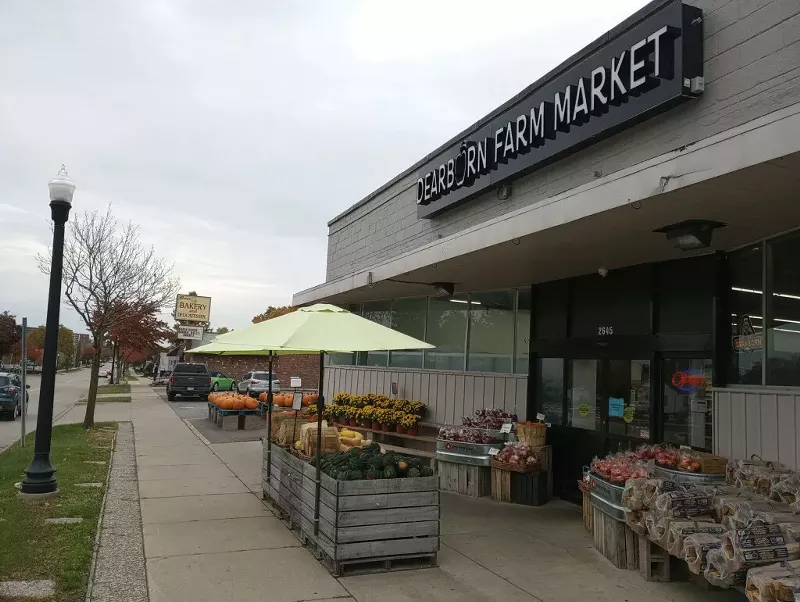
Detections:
[294, 0, 800, 500]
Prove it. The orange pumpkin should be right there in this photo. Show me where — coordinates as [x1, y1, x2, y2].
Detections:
[258, 392, 267, 402]
[232, 396, 246, 410]
[244, 397, 258, 410]
[302, 393, 318, 407]
[216, 396, 230, 410]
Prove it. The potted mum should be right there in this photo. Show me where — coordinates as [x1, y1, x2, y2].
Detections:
[400, 413, 421, 436]
[360, 405, 375, 429]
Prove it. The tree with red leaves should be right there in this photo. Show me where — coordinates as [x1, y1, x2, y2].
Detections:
[252, 305, 296, 324]
[107, 304, 172, 381]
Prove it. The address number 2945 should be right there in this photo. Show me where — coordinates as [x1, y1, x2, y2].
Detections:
[598, 326, 614, 336]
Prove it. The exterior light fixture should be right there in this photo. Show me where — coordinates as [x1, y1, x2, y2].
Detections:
[497, 184, 512, 200]
[433, 282, 455, 297]
[654, 219, 725, 251]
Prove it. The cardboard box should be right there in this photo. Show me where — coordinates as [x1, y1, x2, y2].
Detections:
[697, 452, 727, 475]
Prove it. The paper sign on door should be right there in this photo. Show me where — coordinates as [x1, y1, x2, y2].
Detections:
[608, 397, 625, 418]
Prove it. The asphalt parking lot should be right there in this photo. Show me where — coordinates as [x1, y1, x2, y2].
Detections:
[152, 386, 265, 444]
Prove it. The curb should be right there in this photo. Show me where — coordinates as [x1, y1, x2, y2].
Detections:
[84, 426, 118, 602]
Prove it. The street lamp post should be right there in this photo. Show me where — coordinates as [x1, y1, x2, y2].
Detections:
[20, 166, 74, 496]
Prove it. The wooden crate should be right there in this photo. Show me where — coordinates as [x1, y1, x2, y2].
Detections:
[262, 442, 440, 576]
[438, 460, 491, 497]
[639, 533, 671, 582]
[491, 466, 511, 502]
[696, 452, 727, 475]
[579, 482, 592, 533]
[592, 505, 639, 570]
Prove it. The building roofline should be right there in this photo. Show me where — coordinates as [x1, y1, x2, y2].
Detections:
[326, 0, 674, 227]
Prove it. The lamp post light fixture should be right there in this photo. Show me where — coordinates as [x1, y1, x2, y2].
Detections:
[20, 166, 74, 497]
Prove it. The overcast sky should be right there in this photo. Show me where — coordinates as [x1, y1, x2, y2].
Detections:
[0, 0, 649, 334]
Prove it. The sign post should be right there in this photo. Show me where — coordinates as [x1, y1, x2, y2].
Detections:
[21, 317, 27, 447]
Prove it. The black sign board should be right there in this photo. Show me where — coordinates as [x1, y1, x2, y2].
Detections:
[417, 1, 703, 218]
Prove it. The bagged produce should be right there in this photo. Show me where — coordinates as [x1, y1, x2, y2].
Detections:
[771, 475, 800, 505]
[683, 533, 723, 574]
[461, 408, 517, 430]
[722, 524, 800, 571]
[721, 499, 793, 530]
[666, 520, 725, 557]
[590, 453, 647, 485]
[622, 478, 647, 511]
[728, 459, 792, 496]
[746, 561, 800, 602]
[647, 513, 673, 546]
[625, 509, 648, 535]
[643, 478, 680, 508]
[655, 489, 714, 519]
[705, 547, 746, 588]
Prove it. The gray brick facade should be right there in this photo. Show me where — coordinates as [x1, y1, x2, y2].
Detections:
[325, 0, 800, 282]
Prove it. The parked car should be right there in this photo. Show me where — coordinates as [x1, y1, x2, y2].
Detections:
[0, 372, 29, 420]
[167, 363, 211, 401]
[209, 370, 236, 392]
[237, 371, 281, 397]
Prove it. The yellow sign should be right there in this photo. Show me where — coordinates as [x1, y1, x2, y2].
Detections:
[578, 403, 589, 417]
[175, 294, 212, 323]
[623, 406, 635, 424]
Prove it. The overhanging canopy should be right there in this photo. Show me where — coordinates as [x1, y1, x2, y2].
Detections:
[185, 303, 433, 355]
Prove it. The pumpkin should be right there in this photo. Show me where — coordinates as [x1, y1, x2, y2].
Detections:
[244, 397, 258, 410]
[258, 392, 267, 402]
[217, 396, 232, 410]
[302, 393, 318, 407]
[232, 396, 245, 410]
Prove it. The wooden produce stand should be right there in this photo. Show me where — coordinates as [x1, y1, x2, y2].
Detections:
[262, 442, 440, 576]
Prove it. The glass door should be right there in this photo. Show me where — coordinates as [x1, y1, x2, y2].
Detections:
[604, 359, 652, 451]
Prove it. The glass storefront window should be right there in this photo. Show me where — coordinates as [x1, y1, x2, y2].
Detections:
[424, 296, 468, 370]
[730, 245, 764, 384]
[537, 358, 564, 425]
[606, 359, 651, 441]
[663, 358, 712, 450]
[389, 298, 427, 369]
[567, 359, 599, 431]
[357, 301, 391, 366]
[515, 289, 531, 374]
[467, 291, 514, 373]
[767, 232, 800, 386]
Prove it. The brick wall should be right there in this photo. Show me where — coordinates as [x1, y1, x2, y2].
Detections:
[191, 353, 320, 389]
[325, 0, 800, 281]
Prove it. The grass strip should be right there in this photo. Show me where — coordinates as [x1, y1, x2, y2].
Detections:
[95, 384, 130, 395]
[77, 396, 130, 404]
[0, 423, 117, 602]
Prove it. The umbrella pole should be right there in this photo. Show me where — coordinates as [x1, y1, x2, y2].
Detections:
[267, 352, 273, 486]
[314, 350, 325, 536]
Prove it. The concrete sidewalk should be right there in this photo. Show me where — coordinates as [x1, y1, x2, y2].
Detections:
[85, 382, 742, 602]
[129, 385, 350, 602]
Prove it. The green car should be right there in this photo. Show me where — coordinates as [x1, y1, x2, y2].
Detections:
[209, 370, 236, 392]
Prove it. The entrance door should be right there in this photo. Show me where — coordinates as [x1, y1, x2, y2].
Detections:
[556, 358, 652, 500]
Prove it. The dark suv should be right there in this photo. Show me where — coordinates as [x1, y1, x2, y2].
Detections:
[0, 372, 29, 420]
[166, 363, 211, 401]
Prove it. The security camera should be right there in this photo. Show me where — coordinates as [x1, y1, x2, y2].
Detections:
[598, 268, 609, 278]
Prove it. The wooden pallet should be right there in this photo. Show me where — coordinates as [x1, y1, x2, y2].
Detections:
[579, 481, 592, 533]
[592, 506, 639, 570]
[639, 533, 671, 582]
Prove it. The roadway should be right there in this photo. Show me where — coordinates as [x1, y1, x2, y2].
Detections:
[0, 366, 94, 452]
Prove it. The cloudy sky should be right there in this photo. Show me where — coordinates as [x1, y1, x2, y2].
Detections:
[0, 0, 648, 334]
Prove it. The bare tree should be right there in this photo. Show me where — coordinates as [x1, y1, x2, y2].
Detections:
[38, 205, 179, 427]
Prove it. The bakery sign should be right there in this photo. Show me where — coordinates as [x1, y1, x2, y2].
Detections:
[175, 294, 212, 323]
[416, 0, 703, 218]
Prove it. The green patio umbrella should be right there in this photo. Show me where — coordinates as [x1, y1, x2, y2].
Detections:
[186, 303, 432, 534]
